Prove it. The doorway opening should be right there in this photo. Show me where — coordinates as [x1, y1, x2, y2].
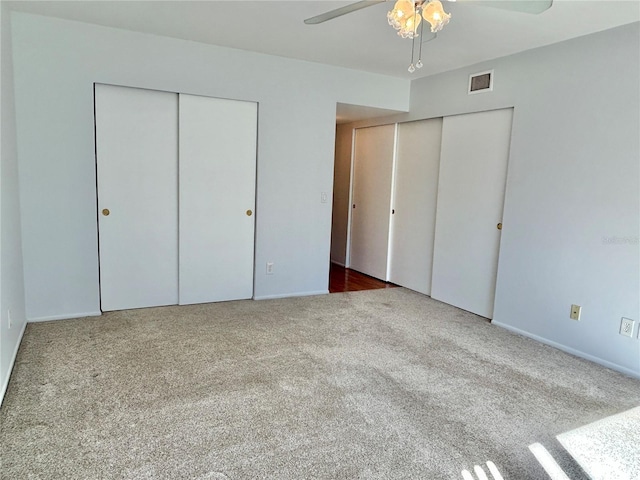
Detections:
[329, 103, 403, 293]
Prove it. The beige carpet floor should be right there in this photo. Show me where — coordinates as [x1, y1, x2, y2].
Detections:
[2, 288, 639, 479]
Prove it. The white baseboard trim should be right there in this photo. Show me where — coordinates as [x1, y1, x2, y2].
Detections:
[492, 321, 640, 380]
[254, 290, 329, 301]
[1, 320, 27, 408]
[330, 261, 346, 267]
[28, 311, 102, 323]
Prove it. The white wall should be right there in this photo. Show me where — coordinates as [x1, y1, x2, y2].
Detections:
[336, 23, 640, 377]
[10, 12, 410, 320]
[490, 23, 640, 378]
[0, 5, 27, 404]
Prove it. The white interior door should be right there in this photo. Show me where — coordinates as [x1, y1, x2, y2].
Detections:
[389, 118, 443, 295]
[431, 108, 513, 318]
[95, 84, 178, 311]
[178, 94, 257, 305]
[349, 124, 396, 280]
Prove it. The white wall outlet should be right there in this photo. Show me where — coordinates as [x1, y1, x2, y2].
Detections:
[7, 309, 12, 329]
[620, 318, 635, 338]
[266, 262, 274, 275]
[321, 192, 328, 204]
[569, 304, 581, 321]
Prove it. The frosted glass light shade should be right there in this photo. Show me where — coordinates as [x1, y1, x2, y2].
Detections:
[422, 0, 451, 33]
[388, 0, 422, 38]
[387, 0, 415, 29]
[398, 13, 421, 38]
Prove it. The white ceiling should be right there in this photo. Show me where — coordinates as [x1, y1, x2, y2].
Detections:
[7, 0, 640, 80]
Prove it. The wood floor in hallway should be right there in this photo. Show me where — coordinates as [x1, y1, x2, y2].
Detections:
[329, 263, 397, 293]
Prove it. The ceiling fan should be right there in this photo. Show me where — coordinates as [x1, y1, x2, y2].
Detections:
[305, 0, 553, 26]
[305, 0, 553, 72]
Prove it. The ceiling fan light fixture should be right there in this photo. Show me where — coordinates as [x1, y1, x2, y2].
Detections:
[305, 0, 552, 74]
[387, 0, 415, 28]
[422, 0, 451, 33]
[388, 0, 421, 39]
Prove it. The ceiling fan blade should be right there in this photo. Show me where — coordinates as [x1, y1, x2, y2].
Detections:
[455, 0, 553, 14]
[304, 0, 387, 25]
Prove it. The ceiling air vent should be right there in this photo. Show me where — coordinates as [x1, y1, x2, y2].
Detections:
[469, 70, 493, 94]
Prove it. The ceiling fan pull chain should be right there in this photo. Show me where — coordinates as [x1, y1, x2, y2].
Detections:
[416, 16, 425, 69]
[408, 9, 418, 72]
[408, 39, 416, 72]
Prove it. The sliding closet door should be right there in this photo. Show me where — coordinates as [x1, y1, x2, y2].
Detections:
[95, 84, 178, 311]
[178, 94, 257, 305]
[349, 124, 396, 281]
[389, 118, 442, 295]
[431, 108, 513, 318]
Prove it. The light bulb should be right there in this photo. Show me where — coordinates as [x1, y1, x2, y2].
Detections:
[405, 14, 421, 32]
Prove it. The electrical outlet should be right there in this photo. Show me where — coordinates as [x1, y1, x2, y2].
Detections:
[620, 318, 635, 338]
[266, 262, 274, 275]
[569, 305, 581, 321]
[7, 309, 12, 329]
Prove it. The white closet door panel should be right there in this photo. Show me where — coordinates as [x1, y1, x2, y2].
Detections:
[95, 84, 178, 311]
[389, 118, 443, 295]
[349, 124, 396, 280]
[178, 94, 257, 305]
[431, 108, 513, 318]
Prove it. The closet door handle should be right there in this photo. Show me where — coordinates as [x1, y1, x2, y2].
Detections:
[102, 208, 110, 216]
[246, 210, 253, 216]
[497, 222, 502, 230]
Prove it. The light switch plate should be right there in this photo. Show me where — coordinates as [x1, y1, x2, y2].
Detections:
[570, 305, 581, 321]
